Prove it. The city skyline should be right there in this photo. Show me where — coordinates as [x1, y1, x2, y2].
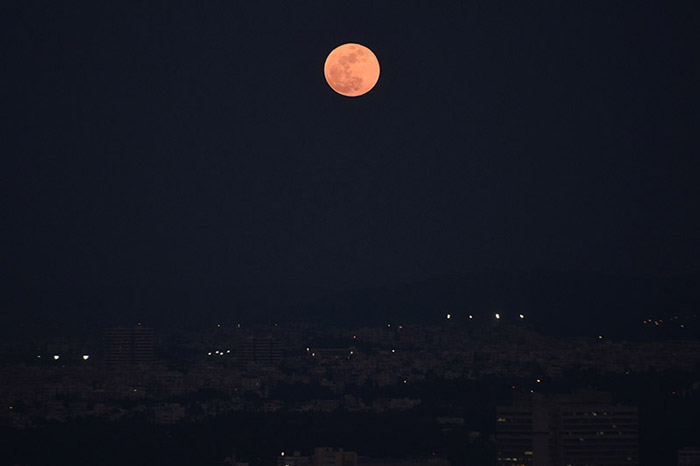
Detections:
[1, 2, 699, 465]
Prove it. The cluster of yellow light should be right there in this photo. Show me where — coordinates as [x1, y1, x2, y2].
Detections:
[444, 313, 524, 320]
[39, 354, 91, 361]
[643, 316, 684, 328]
[499, 457, 527, 464]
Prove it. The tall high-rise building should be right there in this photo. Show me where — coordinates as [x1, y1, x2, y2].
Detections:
[679, 448, 700, 466]
[496, 391, 638, 466]
[103, 326, 155, 366]
[236, 336, 281, 366]
[313, 448, 357, 466]
[277, 449, 447, 466]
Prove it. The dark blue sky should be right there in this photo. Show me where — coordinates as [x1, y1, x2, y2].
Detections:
[2, 1, 699, 301]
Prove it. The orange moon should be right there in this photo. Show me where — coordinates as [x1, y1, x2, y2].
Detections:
[324, 43, 380, 97]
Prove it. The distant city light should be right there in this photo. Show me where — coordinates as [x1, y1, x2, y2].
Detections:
[387, 323, 391, 327]
[53, 355, 60, 360]
[495, 313, 501, 320]
[519, 314, 525, 319]
[446, 313, 451, 320]
[226, 350, 231, 354]
[208, 352, 212, 356]
[598, 335, 603, 339]
[82, 355, 90, 360]
[281, 452, 285, 457]
[217, 323, 221, 328]
[36, 355, 41, 359]
[468, 315, 473, 319]
[391, 349, 396, 353]
[536, 379, 541, 383]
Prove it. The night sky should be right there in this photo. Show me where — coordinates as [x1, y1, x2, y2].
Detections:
[2, 2, 699, 314]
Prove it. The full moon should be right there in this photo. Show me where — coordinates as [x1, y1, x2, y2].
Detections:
[324, 43, 380, 97]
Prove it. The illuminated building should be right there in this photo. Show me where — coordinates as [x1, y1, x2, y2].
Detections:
[496, 391, 638, 466]
[359, 458, 450, 466]
[313, 448, 357, 466]
[679, 447, 700, 466]
[103, 326, 155, 366]
[278, 451, 312, 466]
[236, 336, 281, 366]
[277, 449, 356, 466]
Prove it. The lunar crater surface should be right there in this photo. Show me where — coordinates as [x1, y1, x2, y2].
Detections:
[324, 43, 380, 97]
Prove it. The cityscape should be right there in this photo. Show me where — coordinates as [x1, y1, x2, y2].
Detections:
[2, 313, 699, 465]
[3, 1, 699, 465]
